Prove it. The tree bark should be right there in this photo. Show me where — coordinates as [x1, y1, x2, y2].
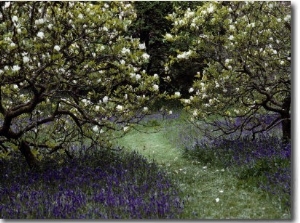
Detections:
[19, 140, 39, 169]
[281, 95, 291, 143]
[282, 115, 291, 143]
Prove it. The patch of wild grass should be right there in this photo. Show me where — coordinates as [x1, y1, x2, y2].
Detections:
[117, 111, 291, 219]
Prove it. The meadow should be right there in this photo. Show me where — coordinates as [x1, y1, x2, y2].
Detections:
[0, 107, 291, 219]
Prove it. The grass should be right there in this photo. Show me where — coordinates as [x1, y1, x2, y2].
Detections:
[115, 113, 291, 219]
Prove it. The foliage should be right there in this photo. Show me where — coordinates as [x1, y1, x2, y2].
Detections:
[0, 146, 183, 219]
[165, 1, 291, 140]
[181, 134, 291, 209]
[129, 1, 204, 96]
[0, 2, 159, 162]
[117, 113, 291, 219]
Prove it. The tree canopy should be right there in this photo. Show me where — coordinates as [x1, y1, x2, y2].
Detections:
[165, 1, 291, 141]
[0, 2, 159, 167]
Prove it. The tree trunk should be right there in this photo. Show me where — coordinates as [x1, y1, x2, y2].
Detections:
[19, 140, 39, 170]
[281, 95, 291, 143]
[282, 115, 291, 143]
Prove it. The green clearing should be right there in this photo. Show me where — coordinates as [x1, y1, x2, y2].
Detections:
[115, 117, 291, 219]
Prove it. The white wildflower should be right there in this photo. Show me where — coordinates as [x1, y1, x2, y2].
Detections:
[123, 126, 129, 132]
[120, 60, 126, 65]
[228, 35, 234, 41]
[143, 107, 148, 112]
[169, 110, 173, 115]
[102, 26, 108, 32]
[215, 198, 220, 202]
[153, 73, 159, 79]
[95, 105, 100, 111]
[189, 87, 194, 93]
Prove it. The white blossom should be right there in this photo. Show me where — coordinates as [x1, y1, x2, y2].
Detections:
[165, 33, 173, 40]
[142, 53, 150, 60]
[12, 65, 20, 72]
[4, 2, 10, 8]
[78, 13, 83, 19]
[10, 42, 16, 47]
[174, 92, 181, 97]
[169, 110, 173, 115]
[153, 84, 159, 91]
[207, 4, 214, 13]
[135, 74, 141, 81]
[23, 56, 30, 63]
[48, 24, 53, 29]
[228, 35, 234, 41]
[12, 15, 18, 23]
[139, 43, 146, 50]
[123, 126, 129, 132]
[121, 47, 130, 54]
[37, 31, 44, 39]
[92, 125, 99, 132]
[284, 15, 291, 22]
[143, 107, 148, 112]
[153, 73, 159, 79]
[215, 198, 220, 203]
[35, 18, 44, 25]
[103, 96, 109, 103]
[120, 59, 126, 65]
[177, 50, 192, 60]
[189, 87, 194, 93]
[102, 26, 108, 32]
[54, 45, 61, 51]
[116, 105, 123, 111]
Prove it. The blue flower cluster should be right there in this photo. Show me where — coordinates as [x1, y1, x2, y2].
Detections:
[182, 135, 291, 209]
[0, 149, 183, 219]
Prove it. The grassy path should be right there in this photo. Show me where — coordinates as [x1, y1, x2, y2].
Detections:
[116, 122, 290, 219]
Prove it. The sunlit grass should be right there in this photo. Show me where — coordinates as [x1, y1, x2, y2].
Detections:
[115, 115, 291, 219]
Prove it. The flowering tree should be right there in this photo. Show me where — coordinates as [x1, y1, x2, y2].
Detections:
[165, 2, 291, 141]
[0, 2, 159, 168]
